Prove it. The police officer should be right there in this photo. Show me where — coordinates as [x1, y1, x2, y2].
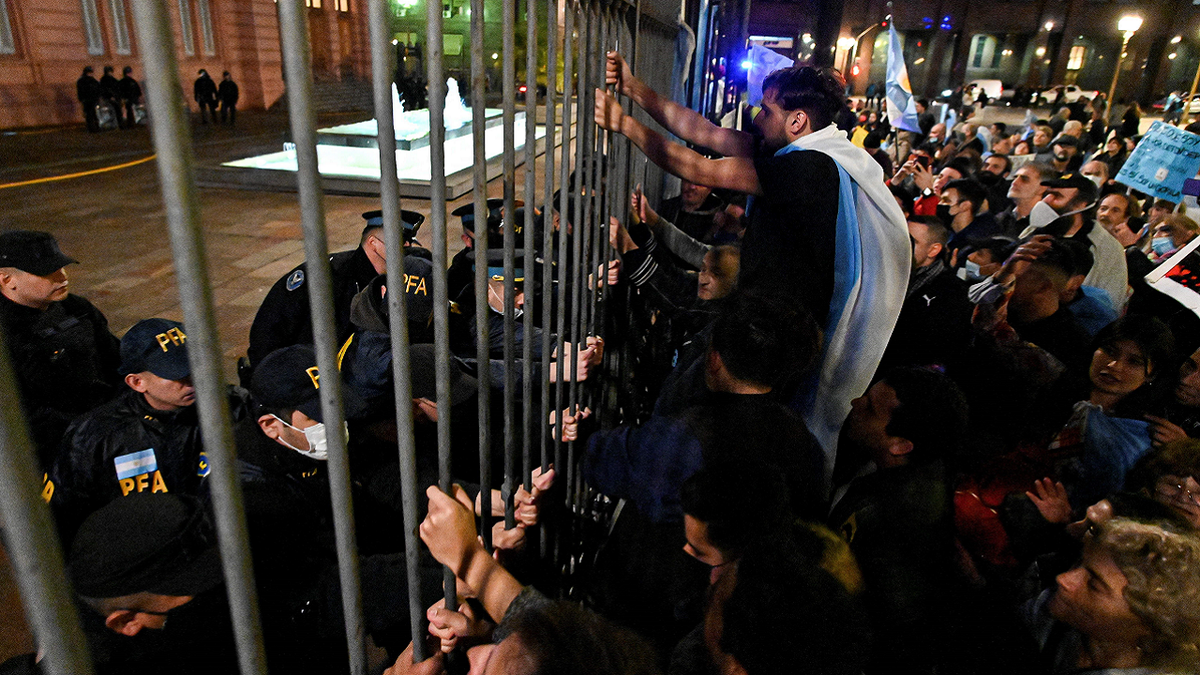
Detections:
[247, 209, 421, 368]
[65, 493, 239, 675]
[46, 319, 236, 544]
[0, 230, 121, 469]
[447, 198, 507, 302]
[339, 255, 436, 419]
[360, 208, 431, 260]
[239, 345, 439, 660]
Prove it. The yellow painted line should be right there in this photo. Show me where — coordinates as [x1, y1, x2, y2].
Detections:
[0, 154, 156, 189]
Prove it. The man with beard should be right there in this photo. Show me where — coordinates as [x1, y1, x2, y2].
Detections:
[596, 52, 909, 475]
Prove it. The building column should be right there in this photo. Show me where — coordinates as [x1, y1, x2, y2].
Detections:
[812, 0, 847, 68]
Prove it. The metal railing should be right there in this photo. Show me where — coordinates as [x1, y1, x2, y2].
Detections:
[0, 0, 681, 670]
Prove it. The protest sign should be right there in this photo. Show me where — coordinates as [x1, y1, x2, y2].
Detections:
[1114, 121, 1200, 203]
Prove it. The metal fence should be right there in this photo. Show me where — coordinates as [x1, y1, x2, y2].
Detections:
[0, 0, 679, 672]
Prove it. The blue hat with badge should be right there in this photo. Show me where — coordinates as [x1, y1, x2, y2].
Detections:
[119, 318, 190, 380]
[361, 209, 425, 243]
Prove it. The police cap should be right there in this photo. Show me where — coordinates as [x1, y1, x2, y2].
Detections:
[361, 209, 425, 242]
[452, 198, 506, 236]
[119, 318, 190, 380]
[0, 230, 78, 276]
[466, 248, 527, 282]
[250, 344, 367, 422]
[69, 493, 223, 599]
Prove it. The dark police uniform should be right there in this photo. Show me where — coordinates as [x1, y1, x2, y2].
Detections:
[447, 198, 510, 302]
[0, 230, 121, 470]
[247, 210, 426, 368]
[46, 388, 227, 543]
[248, 247, 379, 367]
[1, 293, 122, 468]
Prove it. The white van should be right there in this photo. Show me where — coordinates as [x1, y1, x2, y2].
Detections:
[968, 79, 1004, 104]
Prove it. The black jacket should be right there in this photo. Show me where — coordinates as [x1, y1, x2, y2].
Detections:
[218, 79, 239, 105]
[0, 293, 121, 468]
[248, 247, 380, 366]
[47, 389, 244, 543]
[878, 262, 972, 374]
[99, 74, 120, 101]
[193, 74, 217, 103]
[76, 75, 101, 103]
[118, 75, 142, 103]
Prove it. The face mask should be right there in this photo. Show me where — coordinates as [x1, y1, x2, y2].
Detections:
[1152, 236, 1175, 256]
[1085, 174, 1104, 187]
[271, 414, 341, 461]
[936, 204, 955, 227]
[977, 172, 1001, 187]
[488, 285, 524, 320]
[964, 259, 982, 278]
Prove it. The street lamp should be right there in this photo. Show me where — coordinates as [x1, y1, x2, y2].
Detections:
[1104, 15, 1142, 125]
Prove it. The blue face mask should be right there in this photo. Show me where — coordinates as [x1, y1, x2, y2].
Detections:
[963, 259, 983, 279]
[1152, 236, 1175, 257]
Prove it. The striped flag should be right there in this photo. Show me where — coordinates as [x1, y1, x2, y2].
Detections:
[884, 25, 922, 133]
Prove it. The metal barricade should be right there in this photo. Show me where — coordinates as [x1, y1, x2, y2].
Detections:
[0, 0, 689, 668]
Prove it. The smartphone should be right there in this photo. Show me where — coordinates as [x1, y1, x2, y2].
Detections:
[916, 155, 931, 169]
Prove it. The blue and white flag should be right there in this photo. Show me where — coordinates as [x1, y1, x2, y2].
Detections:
[114, 449, 158, 480]
[745, 45, 795, 107]
[884, 25, 922, 133]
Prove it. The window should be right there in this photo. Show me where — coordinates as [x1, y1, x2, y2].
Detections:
[991, 42, 1003, 68]
[971, 35, 990, 68]
[177, 0, 195, 55]
[0, 0, 15, 55]
[108, 0, 131, 54]
[1067, 44, 1085, 70]
[305, 0, 322, 8]
[335, 0, 349, 11]
[196, 0, 215, 54]
[81, 0, 105, 55]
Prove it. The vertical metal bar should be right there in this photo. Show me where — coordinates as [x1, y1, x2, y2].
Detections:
[277, 1, 367, 670]
[568, 1, 588, 518]
[554, 0, 574, 508]
[426, 0, 458, 611]
[0, 338, 92, 675]
[470, 0, 493, 554]
[128, 1, 267, 672]
[501, 0, 519, 532]
[587, 4, 604, 334]
[367, 0, 426, 659]
[522, 0, 539, 493]
[539, 0, 558, 559]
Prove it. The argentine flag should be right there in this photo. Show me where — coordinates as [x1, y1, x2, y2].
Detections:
[745, 45, 796, 108]
[884, 25, 922, 133]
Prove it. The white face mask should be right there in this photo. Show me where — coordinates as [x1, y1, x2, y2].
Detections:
[963, 259, 982, 278]
[271, 414, 345, 462]
[1085, 174, 1105, 187]
[488, 285, 523, 320]
[1030, 199, 1094, 231]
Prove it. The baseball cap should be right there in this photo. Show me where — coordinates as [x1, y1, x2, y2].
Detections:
[361, 209, 426, 242]
[119, 318, 190, 379]
[409, 343, 477, 406]
[1050, 134, 1078, 148]
[249, 344, 367, 422]
[1041, 172, 1099, 205]
[0, 231, 78, 276]
[350, 256, 435, 336]
[69, 493, 223, 599]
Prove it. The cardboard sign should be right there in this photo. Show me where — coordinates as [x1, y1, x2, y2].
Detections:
[1115, 121, 1200, 203]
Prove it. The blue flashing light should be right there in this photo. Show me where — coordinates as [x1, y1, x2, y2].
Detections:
[741, 60, 753, 70]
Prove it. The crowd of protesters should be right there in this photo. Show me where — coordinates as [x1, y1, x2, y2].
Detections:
[7, 52, 1200, 675]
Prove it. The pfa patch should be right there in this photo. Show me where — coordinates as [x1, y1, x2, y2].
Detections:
[115, 449, 158, 480]
[286, 269, 305, 291]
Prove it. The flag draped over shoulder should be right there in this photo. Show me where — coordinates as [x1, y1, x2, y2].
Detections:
[745, 45, 796, 107]
[777, 126, 912, 488]
[885, 25, 922, 133]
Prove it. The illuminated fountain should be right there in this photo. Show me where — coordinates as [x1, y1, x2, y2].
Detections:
[314, 77, 502, 151]
[213, 77, 546, 199]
